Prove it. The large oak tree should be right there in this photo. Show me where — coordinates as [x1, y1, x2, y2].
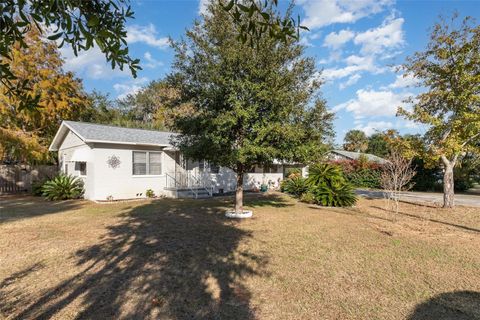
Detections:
[169, 3, 333, 213]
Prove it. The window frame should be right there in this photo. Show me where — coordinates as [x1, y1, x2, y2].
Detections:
[75, 161, 87, 176]
[132, 151, 163, 176]
[210, 163, 220, 174]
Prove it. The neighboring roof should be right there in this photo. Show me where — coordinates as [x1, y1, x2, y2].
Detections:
[330, 149, 386, 164]
[49, 121, 178, 151]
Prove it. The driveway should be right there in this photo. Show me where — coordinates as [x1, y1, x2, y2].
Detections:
[356, 189, 480, 207]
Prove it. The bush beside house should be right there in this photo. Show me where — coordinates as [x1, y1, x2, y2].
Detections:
[281, 163, 357, 207]
[41, 174, 84, 200]
[330, 159, 382, 189]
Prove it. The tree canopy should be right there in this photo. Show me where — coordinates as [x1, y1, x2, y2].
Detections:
[169, 2, 333, 212]
[0, 28, 90, 163]
[1, 0, 139, 111]
[1, 0, 303, 112]
[117, 80, 194, 131]
[366, 133, 390, 157]
[398, 14, 480, 207]
[343, 130, 368, 153]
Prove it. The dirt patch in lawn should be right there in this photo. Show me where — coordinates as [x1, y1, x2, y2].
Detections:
[0, 193, 479, 319]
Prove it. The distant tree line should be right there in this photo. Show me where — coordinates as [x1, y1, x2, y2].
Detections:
[342, 129, 479, 193]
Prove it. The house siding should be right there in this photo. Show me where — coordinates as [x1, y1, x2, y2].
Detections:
[58, 131, 95, 199]
[90, 143, 176, 200]
[54, 126, 299, 201]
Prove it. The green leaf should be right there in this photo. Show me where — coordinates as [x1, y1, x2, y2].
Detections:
[47, 32, 63, 41]
[87, 16, 100, 27]
[237, 4, 250, 13]
[223, 0, 234, 11]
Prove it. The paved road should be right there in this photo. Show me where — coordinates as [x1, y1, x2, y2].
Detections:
[356, 189, 480, 207]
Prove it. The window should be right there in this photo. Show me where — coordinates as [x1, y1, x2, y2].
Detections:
[210, 163, 220, 174]
[64, 163, 68, 175]
[264, 165, 278, 174]
[133, 152, 147, 175]
[198, 160, 205, 173]
[75, 162, 87, 176]
[132, 151, 162, 175]
[149, 152, 162, 175]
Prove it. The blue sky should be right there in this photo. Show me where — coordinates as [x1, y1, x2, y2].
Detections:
[60, 0, 480, 144]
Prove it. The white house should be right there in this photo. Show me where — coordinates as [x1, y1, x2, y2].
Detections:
[49, 121, 306, 201]
[328, 150, 386, 164]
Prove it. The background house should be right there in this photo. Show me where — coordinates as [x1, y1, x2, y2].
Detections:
[328, 149, 387, 164]
[49, 121, 303, 201]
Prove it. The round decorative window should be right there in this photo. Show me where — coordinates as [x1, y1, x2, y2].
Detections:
[107, 155, 121, 169]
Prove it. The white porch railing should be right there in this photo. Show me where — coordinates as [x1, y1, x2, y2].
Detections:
[165, 171, 214, 198]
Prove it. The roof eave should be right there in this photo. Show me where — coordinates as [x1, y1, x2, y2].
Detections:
[49, 121, 86, 151]
[85, 139, 171, 148]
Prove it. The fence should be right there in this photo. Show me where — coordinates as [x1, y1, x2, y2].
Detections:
[0, 165, 57, 194]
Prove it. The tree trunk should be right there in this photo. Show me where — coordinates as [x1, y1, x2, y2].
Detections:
[443, 163, 455, 208]
[235, 171, 244, 214]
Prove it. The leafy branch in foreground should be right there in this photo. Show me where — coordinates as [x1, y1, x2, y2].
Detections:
[220, 0, 308, 46]
[0, 0, 139, 111]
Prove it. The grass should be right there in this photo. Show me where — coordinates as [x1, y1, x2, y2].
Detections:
[1, 192, 479, 319]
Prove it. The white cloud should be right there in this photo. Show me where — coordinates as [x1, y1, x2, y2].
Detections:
[60, 23, 168, 80]
[320, 14, 405, 83]
[386, 73, 419, 89]
[300, 31, 322, 47]
[333, 89, 411, 118]
[60, 46, 131, 80]
[323, 29, 355, 49]
[353, 15, 405, 55]
[126, 24, 169, 49]
[344, 54, 369, 65]
[355, 121, 394, 136]
[354, 119, 424, 136]
[299, 0, 392, 29]
[143, 51, 163, 69]
[322, 55, 383, 80]
[339, 74, 361, 89]
[114, 77, 149, 100]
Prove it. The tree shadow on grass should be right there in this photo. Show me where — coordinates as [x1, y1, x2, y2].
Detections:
[371, 206, 480, 234]
[307, 205, 393, 223]
[0, 195, 84, 224]
[244, 193, 292, 208]
[408, 291, 480, 320]
[7, 196, 271, 319]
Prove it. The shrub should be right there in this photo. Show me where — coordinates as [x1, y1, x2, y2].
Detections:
[306, 163, 345, 187]
[310, 181, 357, 207]
[146, 189, 155, 198]
[280, 176, 308, 197]
[345, 169, 381, 188]
[332, 159, 383, 188]
[307, 163, 357, 207]
[300, 191, 315, 204]
[42, 174, 84, 200]
[282, 163, 358, 207]
[285, 168, 302, 179]
[31, 180, 46, 196]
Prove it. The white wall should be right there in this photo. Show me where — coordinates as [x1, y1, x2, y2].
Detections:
[57, 130, 306, 200]
[90, 143, 176, 200]
[194, 164, 285, 193]
[58, 131, 95, 199]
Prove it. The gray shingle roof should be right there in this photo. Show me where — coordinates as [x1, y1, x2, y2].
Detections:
[64, 121, 177, 146]
[331, 149, 386, 164]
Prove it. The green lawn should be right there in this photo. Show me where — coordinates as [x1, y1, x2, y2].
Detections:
[1, 193, 479, 319]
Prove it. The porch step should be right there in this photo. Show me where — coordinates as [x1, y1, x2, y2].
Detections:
[166, 187, 212, 199]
